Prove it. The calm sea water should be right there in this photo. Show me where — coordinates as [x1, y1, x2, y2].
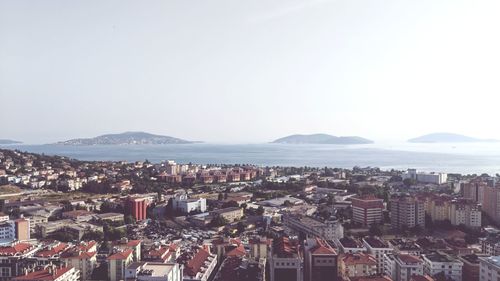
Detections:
[3, 142, 500, 174]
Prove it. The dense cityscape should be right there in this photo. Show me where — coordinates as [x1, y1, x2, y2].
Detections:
[0, 148, 499, 281]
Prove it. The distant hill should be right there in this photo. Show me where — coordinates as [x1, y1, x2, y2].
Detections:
[56, 132, 196, 145]
[408, 133, 499, 143]
[0, 139, 22, 145]
[272, 134, 373, 144]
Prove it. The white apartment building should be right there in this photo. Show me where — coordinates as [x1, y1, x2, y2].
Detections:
[172, 194, 206, 214]
[402, 169, 448, 184]
[479, 256, 500, 281]
[385, 254, 424, 281]
[450, 199, 481, 228]
[422, 252, 463, 281]
[363, 237, 394, 274]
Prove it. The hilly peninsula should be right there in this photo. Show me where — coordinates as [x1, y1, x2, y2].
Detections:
[272, 134, 373, 144]
[56, 132, 195, 145]
[408, 133, 498, 143]
[0, 139, 22, 145]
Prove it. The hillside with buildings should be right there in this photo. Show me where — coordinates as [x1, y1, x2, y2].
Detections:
[55, 131, 196, 145]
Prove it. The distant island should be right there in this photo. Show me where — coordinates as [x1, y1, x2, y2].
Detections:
[56, 132, 196, 145]
[272, 134, 373, 144]
[408, 133, 499, 143]
[0, 139, 22, 145]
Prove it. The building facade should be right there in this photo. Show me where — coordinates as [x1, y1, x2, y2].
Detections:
[351, 196, 384, 227]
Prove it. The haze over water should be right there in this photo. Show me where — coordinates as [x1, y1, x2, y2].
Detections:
[3, 142, 500, 175]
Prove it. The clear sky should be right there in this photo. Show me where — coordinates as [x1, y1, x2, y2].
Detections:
[1, 0, 499, 144]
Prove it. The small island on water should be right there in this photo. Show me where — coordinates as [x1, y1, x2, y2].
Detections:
[408, 132, 499, 143]
[271, 133, 373, 144]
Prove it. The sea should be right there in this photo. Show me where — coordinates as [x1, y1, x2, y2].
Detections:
[2, 142, 500, 174]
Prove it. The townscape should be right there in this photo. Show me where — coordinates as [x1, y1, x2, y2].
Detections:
[0, 148, 499, 281]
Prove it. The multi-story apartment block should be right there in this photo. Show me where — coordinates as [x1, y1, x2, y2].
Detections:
[422, 252, 463, 281]
[108, 250, 134, 281]
[462, 181, 486, 203]
[390, 196, 425, 230]
[269, 237, 303, 281]
[283, 214, 344, 241]
[181, 246, 217, 281]
[303, 238, 337, 281]
[450, 199, 481, 228]
[363, 237, 393, 274]
[384, 254, 424, 281]
[459, 254, 488, 281]
[479, 256, 500, 281]
[338, 253, 377, 280]
[481, 185, 500, 224]
[335, 237, 365, 254]
[351, 196, 384, 226]
[13, 266, 80, 281]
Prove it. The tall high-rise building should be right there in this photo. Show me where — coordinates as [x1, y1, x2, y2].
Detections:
[303, 238, 338, 281]
[462, 181, 486, 204]
[450, 199, 481, 228]
[351, 196, 384, 226]
[390, 197, 425, 230]
[482, 185, 500, 224]
[126, 197, 148, 221]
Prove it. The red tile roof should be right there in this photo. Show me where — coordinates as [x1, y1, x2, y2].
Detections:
[13, 266, 73, 281]
[0, 242, 33, 256]
[226, 244, 246, 257]
[184, 249, 212, 277]
[341, 253, 377, 266]
[35, 243, 69, 258]
[107, 249, 133, 260]
[311, 238, 336, 255]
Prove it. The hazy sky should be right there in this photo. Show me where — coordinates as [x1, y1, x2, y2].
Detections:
[1, 0, 500, 144]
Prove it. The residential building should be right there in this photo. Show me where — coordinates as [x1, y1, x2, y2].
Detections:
[172, 194, 207, 214]
[422, 252, 463, 281]
[351, 196, 383, 226]
[60, 242, 98, 281]
[13, 266, 80, 281]
[363, 237, 393, 274]
[482, 185, 500, 224]
[181, 246, 217, 281]
[479, 256, 500, 281]
[248, 237, 271, 260]
[125, 262, 183, 281]
[390, 197, 425, 230]
[338, 253, 377, 280]
[384, 254, 423, 281]
[303, 238, 338, 281]
[269, 236, 303, 281]
[112, 239, 142, 262]
[459, 254, 487, 281]
[0, 242, 39, 281]
[283, 214, 344, 241]
[462, 181, 486, 203]
[335, 237, 365, 254]
[108, 250, 134, 281]
[450, 199, 481, 228]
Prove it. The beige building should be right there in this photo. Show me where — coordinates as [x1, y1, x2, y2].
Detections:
[338, 253, 377, 280]
[210, 207, 243, 222]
